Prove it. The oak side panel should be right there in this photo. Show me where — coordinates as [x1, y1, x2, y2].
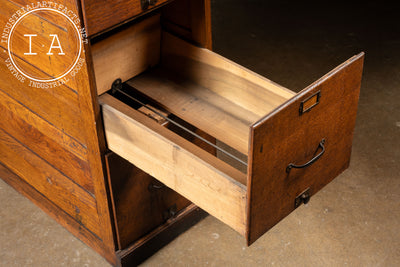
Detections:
[0, 127, 101, 236]
[73, 23, 118, 267]
[0, 89, 94, 192]
[0, 0, 117, 262]
[2, 2, 78, 76]
[0, 162, 115, 265]
[57, 0, 117, 260]
[246, 53, 364, 244]
[106, 111, 216, 250]
[0, 50, 86, 145]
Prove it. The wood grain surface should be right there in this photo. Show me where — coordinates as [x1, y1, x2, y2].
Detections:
[0, 128, 100, 237]
[0, 162, 113, 264]
[81, 0, 169, 36]
[92, 14, 161, 95]
[0, 0, 116, 263]
[1, 0, 365, 263]
[106, 153, 191, 249]
[126, 68, 258, 155]
[126, 33, 294, 155]
[100, 93, 248, 235]
[162, 0, 212, 49]
[0, 46, 85, 145]
[117, 204, 207, 266]
[246, 53, 364, 244]
[1, 0, 216, 264]
[0, 89, 93, 192]
[161, 32, 295, 116]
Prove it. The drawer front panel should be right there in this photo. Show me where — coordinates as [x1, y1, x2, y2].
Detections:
[82, 0, 169, 36]
[247, 53, 364, 244]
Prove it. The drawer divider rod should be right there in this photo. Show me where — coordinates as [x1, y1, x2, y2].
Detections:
[111, 85, 248, 167]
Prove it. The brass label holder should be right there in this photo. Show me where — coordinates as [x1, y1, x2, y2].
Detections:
[300, 90, 321, 115]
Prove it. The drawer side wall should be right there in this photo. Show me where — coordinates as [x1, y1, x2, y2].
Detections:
[100, 94, 248, 235]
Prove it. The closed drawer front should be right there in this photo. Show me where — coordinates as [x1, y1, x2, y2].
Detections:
[105, 152, 191, 249]
[98, 31, 364, 244]
[82, 0, 169, 36]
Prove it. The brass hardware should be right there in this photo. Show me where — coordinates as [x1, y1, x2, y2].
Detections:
[286, 139, 325, 173]
[163, 204, 177, 221]
[294, 188, 311, 208]
[148, 181, 165, 191]
[141, 0, 158, 10]
[111, 78, 122, 94]
[300, 90, 321, 115]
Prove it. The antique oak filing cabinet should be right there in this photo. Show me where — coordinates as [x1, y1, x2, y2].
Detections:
[0, 0, 364, 265]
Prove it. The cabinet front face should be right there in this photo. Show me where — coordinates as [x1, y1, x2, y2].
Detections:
[93, 10, 364, 246]
[82, 0, 171, 36]
[105, 153, 191, 249]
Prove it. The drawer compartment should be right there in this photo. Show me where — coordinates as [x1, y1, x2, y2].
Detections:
[99, 32, 364, 244]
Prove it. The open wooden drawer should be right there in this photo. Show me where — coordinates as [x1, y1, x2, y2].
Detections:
[96, 21, 364, 245]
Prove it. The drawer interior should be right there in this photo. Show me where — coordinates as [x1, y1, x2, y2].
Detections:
[92, 13, 295, 166]
[101, 91, 249, 235]
[94, 13, 364, 244]
[125, 32, 295, 157]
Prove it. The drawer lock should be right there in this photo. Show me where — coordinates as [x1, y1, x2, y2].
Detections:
[148, 181, 165, 191]
[294, 188, 311, 208]
[141, 0, 158, 10]
[163, 204, 177, 221]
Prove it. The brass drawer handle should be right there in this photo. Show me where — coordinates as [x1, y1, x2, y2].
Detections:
[286, 139, 325, 173]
